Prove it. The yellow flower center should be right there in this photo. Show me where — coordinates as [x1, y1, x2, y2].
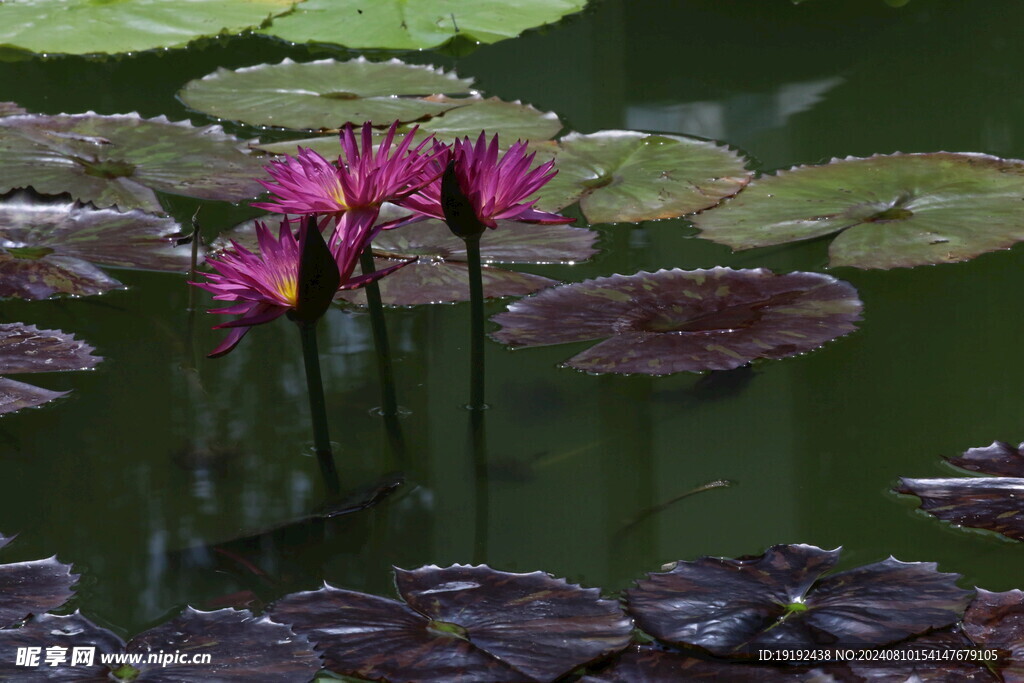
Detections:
[273, 274, 299, 307]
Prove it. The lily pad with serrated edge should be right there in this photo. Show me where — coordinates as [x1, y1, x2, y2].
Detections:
[0, 113, 266, 212]
[0, 533, 78, 628]
[0, 612, 122, 679]
[531, 130, 752, 224]
[896, 441, 1024, 542]
[490, 267, 862, 375]
[0, 323, 101, 415]
[845, 629, 989, 682]
[268, 564, 633, 682]
[180, 58, 476, 131]
[0, 0, 296, 56]
[624, 544, 971, 658]
[691, 153, 1024, 269]
[255, 98, 563, 156]
[215, 215, 596, 306]
[0, 191, 189, 300]
[260, 0, 589, 51]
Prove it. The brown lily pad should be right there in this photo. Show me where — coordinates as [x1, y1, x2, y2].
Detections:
[0, 191, 189, 300]
[0, 103, 26, 117]
[0, 323, 101, 415]
[625, 544, 971, 657]
[0, 113, 265, 212]
[490, 267, 862, 375]
[896, 441, 1024, 542]
[268, 564, 633, 682]
[0, 533, 78, 628]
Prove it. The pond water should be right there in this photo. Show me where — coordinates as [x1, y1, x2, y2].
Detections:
[2, 0, 1024, 643]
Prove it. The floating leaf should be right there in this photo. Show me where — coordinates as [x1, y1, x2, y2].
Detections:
[625, 544, 970, 657]
[0, 533, 77, 628]
[216, 215, 596, 306]
[0, 102, 25, 117]
[180, 58, 475, 131]
[532, 130, 752, 224]
[0, 192, 189, 299]
[691, 153, 1024, 269]
[255, 98, 562, 156]
[0, 323, 101, 415]
[0, 113, 266, 212]
[897, 441, 1024, 541]
[260, 0, 589, 51]
[962, 589, 1024, 681]
[490, 267, 861, 375]
[846, 629, 990, 681]
[0, 0, 296, 55]
[269, 564, 632, 682]
[584, 645, 843, 681]
[0, 612, 123, 679]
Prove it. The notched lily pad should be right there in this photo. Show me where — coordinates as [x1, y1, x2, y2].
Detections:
[691, 153, 1024, 269]
[0, 0, 296, 56]
[962, 589, 1024, 680]
[490, 267, 862, 375]
[0, 323, 101, 415]
[268, 564, 632, 682]
[625, 544, 970, 657]
[180, 58, 476, 131]
[533, 130, 752, 224]
[0, 113, 266, 212]
[260, 0, 589, 51]
[0, 533, 78, 628]
[0, 612, 123, 679]
[217, 215, 596, 306]
[0, 102, 25, 117]
[0, 191, 189, 299]
[897, 441, 1024, 542]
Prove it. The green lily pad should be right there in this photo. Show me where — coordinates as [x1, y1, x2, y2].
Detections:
[625, 544, 971, 657]
[896, 441, 1024, 542]
[691, 153, 1024, 269]
[532, 130, 752, 224]
[0, 0, 296, 56]
[0, 533, 78, 628]
[180, 58, 475, 131]
[255, 98, 563, 156]
[0, 323, 101, 415]
[490, 267, 862, 375]
[268, 564, 632, 682]
[217, 215, 596, 306]
[260, 0, 589, 51]
[0, 113, 266, 212]
[0, 192, 190, 300]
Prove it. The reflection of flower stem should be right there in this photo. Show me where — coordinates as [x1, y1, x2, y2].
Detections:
[359, 249, 399, 417]
[297, 320, 340, 496]
[470, 407, 488, 564]
[464, 234, 486, 411]
[187, 207, 202, 313]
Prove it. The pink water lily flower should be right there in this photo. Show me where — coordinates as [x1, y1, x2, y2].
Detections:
[400, 132, 574, 230]
[195, 217, 407, 357]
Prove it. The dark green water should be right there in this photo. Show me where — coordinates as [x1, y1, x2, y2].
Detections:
[2, 0, 1024, 638]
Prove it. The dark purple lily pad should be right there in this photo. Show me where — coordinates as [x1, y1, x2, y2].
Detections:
[0, 191, 190, 299]
[0, 612, 123, 680]
[847, 629, 993, 682]
[691, 153, 1024, 269]
[0, 533, 78, 628]
[896, 441, 1024, 542]
[962, 589, 1024, 681]
[216, 216, 597, 306]
[268, 564, 633, 682]
[0, 113, 266, 212]
[583, 645, 844, 681]
[0, 323, 101, 415]
[490, 267, 862, 375]
[625, 544, 971, 658]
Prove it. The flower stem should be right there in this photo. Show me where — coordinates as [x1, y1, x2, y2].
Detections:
[298, 320, 340, 496]
[464, 233, 486, 411]
[359, 248, 400, 417]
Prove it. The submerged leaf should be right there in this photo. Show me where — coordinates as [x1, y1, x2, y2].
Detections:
[260, 0, 589, 51]
[180, 58, 475, 131]
[269, 564, 632, 682]
[0, 534, 77, 628]
[217, 215, 597, 306]
[0, 191, 189, 299]
[0, 323, 101, 415]
[533, 130, 752, 223]
[625, 544, 970, 657]
[490, 267, 861, 375]
[0, 0, 296, 55]
[691, 153, 1024, 269]
[0, 113, 265, 212]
